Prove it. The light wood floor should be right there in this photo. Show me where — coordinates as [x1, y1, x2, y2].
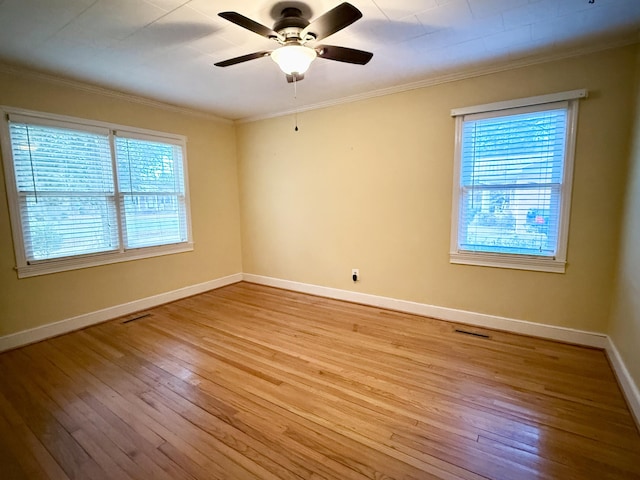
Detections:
[1, 282, 639, 480]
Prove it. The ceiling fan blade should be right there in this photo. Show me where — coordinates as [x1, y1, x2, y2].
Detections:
[301, 3, 362, 42]
[316, 45, 373, 65]
[214, 51, 272, 67]
[218, 11, 280, 39]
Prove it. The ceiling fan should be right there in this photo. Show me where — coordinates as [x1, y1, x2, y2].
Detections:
[214, 2, 373, 83]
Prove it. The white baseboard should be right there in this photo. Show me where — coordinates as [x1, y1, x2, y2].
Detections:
[2, 271, 638, 429]
[605, 338, 640, 427]
[244, 274, 640, 428]
[243, 274, 608, 349]
[0, 273, 243, 352]
[1, 272, 607, 352]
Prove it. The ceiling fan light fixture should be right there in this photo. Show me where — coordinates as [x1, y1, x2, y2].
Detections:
[271, 45, 317, 75]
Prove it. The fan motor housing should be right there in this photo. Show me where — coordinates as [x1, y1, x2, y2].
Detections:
[273, 8, 309, 32]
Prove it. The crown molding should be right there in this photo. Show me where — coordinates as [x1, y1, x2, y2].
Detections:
[1, 35, 636, 126]
[237, 37, 639, 124]
[0, 63, 233, 124]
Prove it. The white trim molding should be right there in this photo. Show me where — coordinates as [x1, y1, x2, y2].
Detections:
[0, 273, 242, 353]
[244, 274, 640, 427]
[1, 105, 195, 278]
[449, 98, 580, 274]
[0, 63, 232, 124]
[1, 272, 637, 429]
[238, 38, 632, 124]
[242, 274, 608, 348]
[449, 252, 567, 273]
[450, 89, 588, 117]
[605, 338, 640, 428]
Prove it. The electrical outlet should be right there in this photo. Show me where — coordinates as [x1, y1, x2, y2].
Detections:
[352, 268, 359, 281]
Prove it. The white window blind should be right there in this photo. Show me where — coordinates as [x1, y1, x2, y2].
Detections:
[9, 122, 118, 262]
[450, 93, 581, 273]
[1, 108, 192, 277]
[459, 105, 566, 256]
[115, 136, 188, 249]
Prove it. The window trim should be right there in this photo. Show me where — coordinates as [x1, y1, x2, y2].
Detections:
[0, 106, 193, 278]
[449, 90, 585, 273]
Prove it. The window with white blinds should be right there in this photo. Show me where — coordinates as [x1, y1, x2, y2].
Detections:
[450, 93, 582, 273]
[115, 135, 188, 249]
[1, 108, 192, 277]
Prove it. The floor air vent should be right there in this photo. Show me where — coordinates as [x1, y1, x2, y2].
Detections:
[454, 329, 491, 339]
[121, 313, 152, 324]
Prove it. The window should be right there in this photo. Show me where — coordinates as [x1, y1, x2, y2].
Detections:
[115, 134, 189, 250]
[450, 90, 585, 273]
[1, 108, 192, 277]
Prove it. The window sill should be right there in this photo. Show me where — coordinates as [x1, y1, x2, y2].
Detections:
[16, 242, 194, 278]
[449, 251, 566, 273]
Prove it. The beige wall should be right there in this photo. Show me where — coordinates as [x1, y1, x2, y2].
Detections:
[237, 45, 636, 333]
[0, 70, 243, 336]
[1, 44, 638, 352]
[610, 47, 640, 388]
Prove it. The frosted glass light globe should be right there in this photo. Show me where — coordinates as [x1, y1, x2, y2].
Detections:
[271, 45, 317, 75]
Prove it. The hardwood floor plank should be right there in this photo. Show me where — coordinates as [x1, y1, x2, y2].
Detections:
[103, 334, 362, 479]
[0, 353, 110, 480]
[92, 311, 475, 479]
[47, 335, 257, 480]
[0, 389, 70, 480]
[135, 324, 484, 478]
[155, 297, 635, 455]
[1, 282, 639, 479]
[476, 433, 639, 480]
[11, 349, 155, 480]
[27, 340, 197, 479]
[0, 398, 51, 480]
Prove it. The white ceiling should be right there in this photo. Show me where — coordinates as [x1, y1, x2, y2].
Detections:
[0, 0, 639, 121]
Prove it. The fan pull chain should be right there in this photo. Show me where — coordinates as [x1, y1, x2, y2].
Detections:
[293, 76, 299, 132]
